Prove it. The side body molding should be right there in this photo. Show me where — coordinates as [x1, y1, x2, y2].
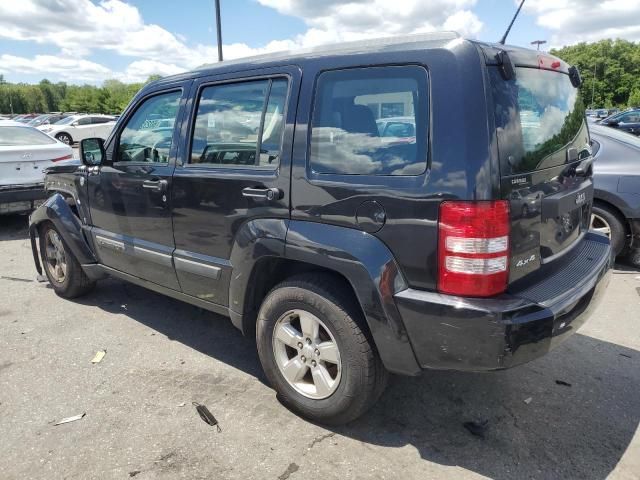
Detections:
[283, 221, 421, 376]
[29, 193, 97, 274]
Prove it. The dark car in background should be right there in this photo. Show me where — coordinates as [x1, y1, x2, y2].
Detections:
[590, 124, 640, 261]
[597, 109, 640, 136]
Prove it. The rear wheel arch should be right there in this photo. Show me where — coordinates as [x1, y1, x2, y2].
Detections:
[238, 257, 367, 339]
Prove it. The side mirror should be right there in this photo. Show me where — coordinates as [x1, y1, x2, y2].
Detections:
[80, 138, 105, 166]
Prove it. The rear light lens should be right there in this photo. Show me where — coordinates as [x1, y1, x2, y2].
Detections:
[51, 154, 73, 162]
[438, 201, 510, 297]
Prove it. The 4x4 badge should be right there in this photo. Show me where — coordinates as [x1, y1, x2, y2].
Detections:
[575, 192, 586, 205]
[516, 254, 536, 268]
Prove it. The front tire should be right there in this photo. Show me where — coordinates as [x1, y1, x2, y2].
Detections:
[256, 273, 388, 425]
[40, 223, 95, 298]
[55, 132, 72, 145]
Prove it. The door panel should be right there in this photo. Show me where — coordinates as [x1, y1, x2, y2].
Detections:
[171, 67, 300, 305]
[88, 84, 190, 289]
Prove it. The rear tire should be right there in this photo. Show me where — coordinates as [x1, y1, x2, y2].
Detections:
[256, 273, 388, 425]
[55, 132, 72, 145]
[591, 204, 626, 258]
[39, 223, 95, 298]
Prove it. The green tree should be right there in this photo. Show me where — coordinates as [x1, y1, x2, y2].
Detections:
[551, 39, 640, 108]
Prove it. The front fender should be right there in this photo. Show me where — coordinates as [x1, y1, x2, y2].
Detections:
[284, 221, 420, 376]
[29, 194, 97, 274]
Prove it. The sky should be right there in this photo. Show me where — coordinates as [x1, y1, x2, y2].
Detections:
[0, 0, 639, 85]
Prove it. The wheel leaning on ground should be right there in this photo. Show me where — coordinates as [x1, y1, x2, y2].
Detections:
[39, 222, 95, 298]
[55, 132, 72, 145]
[256, 273, 389, 425]
[591, 204, 626, 258]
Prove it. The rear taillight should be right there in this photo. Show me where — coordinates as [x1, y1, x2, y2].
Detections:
[51, 154, 73, 162]
[438, 201, 510, 297]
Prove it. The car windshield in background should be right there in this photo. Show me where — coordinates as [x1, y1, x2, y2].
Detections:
[53, 116, 77, 125]
[491, 67, 588, 175]
[0, 126, 57, 146]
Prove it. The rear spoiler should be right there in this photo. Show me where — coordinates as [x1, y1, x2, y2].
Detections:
[478, 42, 581, 86]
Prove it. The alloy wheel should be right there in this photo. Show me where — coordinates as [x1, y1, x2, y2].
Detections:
[272, 309, 342, 399]
[44, 229, 67, 283]
[590, 213, 611, 238]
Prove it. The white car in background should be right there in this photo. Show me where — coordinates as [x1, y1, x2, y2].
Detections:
[0, 120, 73, 214]
[38, 114, 116, 145]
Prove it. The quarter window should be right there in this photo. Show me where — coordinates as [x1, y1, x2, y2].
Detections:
[117, 91, 181, 164]
[309, 66, 428, 176]
[190, 78, 287, 168]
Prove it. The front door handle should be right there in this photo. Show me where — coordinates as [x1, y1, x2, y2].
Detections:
[142, 179, 168, 192]
[242, 187, 282, 200]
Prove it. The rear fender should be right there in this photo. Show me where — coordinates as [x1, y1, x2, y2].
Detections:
[29, 193, 96, 274]
[283, 221, 420, 376]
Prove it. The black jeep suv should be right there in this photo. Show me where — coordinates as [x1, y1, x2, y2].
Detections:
[29, 33, 611, 425]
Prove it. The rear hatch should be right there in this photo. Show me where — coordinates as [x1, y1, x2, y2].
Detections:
[0, 126, 72, 188]
[486, 48, 593, 284]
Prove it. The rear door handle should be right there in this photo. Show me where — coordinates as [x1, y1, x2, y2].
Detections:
[142, 179, 168, 192]
[242, 187, 282, 200]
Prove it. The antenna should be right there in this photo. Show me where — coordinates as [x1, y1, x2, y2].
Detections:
[499, 0, 525, 45]
[214, 0, 223, 61]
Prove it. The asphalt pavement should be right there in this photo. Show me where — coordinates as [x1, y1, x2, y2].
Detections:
[0, 214, 639, 480]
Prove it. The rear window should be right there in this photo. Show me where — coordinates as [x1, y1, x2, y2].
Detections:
[0, 126, 56, 146]
[491, 67, 588, 175]
[309, 66, 428, 176]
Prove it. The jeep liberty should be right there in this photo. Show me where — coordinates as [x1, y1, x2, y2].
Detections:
[29, 33, 611, 424]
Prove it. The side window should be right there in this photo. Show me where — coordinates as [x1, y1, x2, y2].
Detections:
[91, 117, 110, 124]
[190, 78, 287, 168]
[117, 91, 181, 164]
[76, 117, 91, 126]
[309, 66, 429, 176]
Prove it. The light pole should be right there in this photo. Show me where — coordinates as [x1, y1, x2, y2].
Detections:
[214, 0, 223, 62]
[591, 62, 597, 108]
[530, 40, 546, 51]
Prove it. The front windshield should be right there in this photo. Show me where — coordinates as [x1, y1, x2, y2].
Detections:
[28, 115, 50, 126]
[53, 116, 77, 125]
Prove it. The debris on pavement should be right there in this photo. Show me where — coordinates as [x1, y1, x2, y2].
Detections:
[524, 397, 533, 404]
[193, 402, 222, 432]
[555, 380, 572, 387]
[91, 350, 106, 364]
[128, 470, 141, 477]
[177, 402, 186, 407]
[463, 420, 488, 438]
[620, 353, 632, 358]
[54, 412, 86, 426]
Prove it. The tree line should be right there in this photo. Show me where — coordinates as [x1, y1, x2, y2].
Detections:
[551, 39, 640, 108]
[0, 75, 161, 115]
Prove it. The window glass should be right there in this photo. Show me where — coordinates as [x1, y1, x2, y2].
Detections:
[117, 91, 181, 164]
[190, 78, 287, 168]
[0, 126, 56, 146]
[619, 112, 640, 123]
[76, 117, 91, 126]
[309, 66, 428, 176]
[490, 67, 587, 174]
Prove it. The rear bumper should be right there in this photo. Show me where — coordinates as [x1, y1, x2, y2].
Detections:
[0, 185, 47, 214]
[395, 232, 612, 371]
